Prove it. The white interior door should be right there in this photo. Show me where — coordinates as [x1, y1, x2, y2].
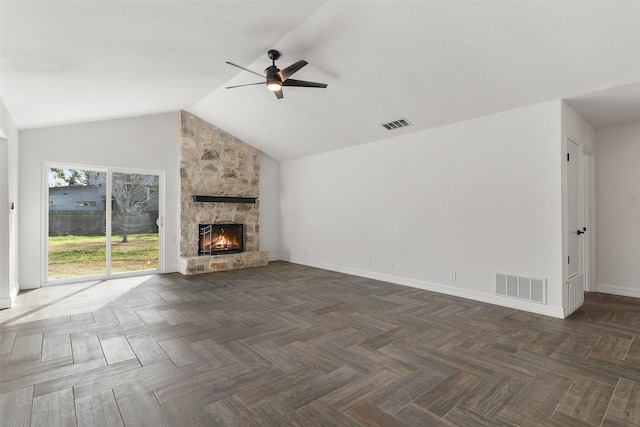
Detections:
[567, 138, 583, 280]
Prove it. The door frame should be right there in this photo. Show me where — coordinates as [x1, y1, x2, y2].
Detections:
[42, 162, 165, 286]
[562, 133, 592, 293]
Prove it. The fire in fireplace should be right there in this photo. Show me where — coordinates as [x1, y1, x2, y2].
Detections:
[199, 223, 244, 255]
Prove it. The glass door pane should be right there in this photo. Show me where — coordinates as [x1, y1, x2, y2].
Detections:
[48, 168, 107, 280]
[110, 172, 160, 274]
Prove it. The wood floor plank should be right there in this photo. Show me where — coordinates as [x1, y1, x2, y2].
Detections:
[0, 355, 75, 383]
[75, 390, 124, 427]
[1, 357, 103, 394]
[30, 388, 75, 427]
[250, 396, 308, 426]
[606, 378, 640, 425]
[113, 383, 169, 427]
[458, 373, 526, 420]
[127, 334, 169, 366]
[503, 371, 574, 423]
[546, 410, 600, 427]
[9, 333, 43, 362]
[323, 368, 403, 411]
[593, 335, 633, 360]
[158, 337, 201, 367]
[236, 366, 322, 407]
[73, 359, 171, 399]
[161, 394, 214, 426]
[601, 415, 640, 427]
[345, 400, 409, 427]
[189, 337, 237, 368]
[135, 309, 165, 325]
[444, 405, 511, 427]
[412, 370, 484, 416]
[153, 362, 247, 403]
[196, 365, 284, 407]
[0, 386, 33, 427]
[112, 307, 141, 324]
[41, 334, 72, 362]
[395, 403, 458, 427]
[554, 333, 600, 358]
[204, 394, 257, 426]
[100, 336, 136, 365]
[626, 335, 640, 364]
[553, 375, 614, 425]
[297, 399, 362, 427]
[0, 330, 17, 361]
[251, 340, 309, 373]
[367, 369, 446, 415]
[1, 262, 639, 426]
[71, 334, 104, 363]
[33, 358, 138, 398]
[92, 307, 117, 324]
[279, 366, 359, 410]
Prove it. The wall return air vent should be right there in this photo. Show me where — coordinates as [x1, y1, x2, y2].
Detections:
[381, 117, 412, 131]
[495, 272, 546, 304]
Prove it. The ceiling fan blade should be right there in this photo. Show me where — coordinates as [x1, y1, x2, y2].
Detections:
[274, 89, 283, 99]
[277, 60, 308, 81]
[225, 82, 264, 89]
[225, 61, 264, 78]
[282, 78, 327, 89]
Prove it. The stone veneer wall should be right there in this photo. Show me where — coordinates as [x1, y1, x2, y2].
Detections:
[179, 111, 268, 274]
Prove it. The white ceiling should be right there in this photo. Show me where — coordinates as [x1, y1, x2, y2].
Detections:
[2, 1, 640, 161]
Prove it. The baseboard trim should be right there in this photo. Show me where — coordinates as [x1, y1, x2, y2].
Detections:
[269, 254, 285, 262]
[164, 264, 180, 273]
[284, 257, 565, 318]
[0, 296, 14, 309]
[596, 284, 640, 298]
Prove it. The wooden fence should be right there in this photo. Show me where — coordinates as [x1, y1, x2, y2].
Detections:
[48, 211, 159, 236]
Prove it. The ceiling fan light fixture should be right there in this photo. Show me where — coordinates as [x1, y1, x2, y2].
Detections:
[226, 49, 327, 99]
[267, 80, 282, 91]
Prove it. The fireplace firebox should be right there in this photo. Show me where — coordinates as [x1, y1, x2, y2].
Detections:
[199, 223, 244, 255]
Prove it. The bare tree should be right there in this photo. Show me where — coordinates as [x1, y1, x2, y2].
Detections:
[111, 173, 158, 243]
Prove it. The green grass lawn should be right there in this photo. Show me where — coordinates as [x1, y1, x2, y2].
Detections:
[48, 233, 159, 279]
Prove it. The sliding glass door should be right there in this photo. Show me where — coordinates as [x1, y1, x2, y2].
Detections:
[48, 168, 107, 280]
[110, 172, 160, 274]
[47, 165, 162, 283]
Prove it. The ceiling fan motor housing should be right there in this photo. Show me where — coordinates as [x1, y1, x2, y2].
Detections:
[267, 49, 281, 61]
[265, 65, 281, 88]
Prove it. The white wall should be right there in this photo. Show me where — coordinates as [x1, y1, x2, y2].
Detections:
[0, 97, 20, 307]
[258, 152, 281, 259]
[281, 101, 565, 317]
[19, 113, 180, 289]
[595, 122, 640, 297]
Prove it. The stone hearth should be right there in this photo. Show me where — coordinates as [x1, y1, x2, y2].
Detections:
[179, 111, 268, 274]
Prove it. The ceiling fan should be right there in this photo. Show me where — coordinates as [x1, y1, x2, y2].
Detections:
[225, 49, 327, 99]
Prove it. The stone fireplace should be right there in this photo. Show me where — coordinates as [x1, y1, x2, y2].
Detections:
[178, 111, 268, 275]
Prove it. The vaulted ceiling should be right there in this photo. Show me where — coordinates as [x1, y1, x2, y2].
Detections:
[2, 1, 639, 161]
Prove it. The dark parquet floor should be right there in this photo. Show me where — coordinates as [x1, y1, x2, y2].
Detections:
[1, 261, 639, 426]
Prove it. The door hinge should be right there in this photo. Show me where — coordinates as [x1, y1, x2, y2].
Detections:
[567, 153, 570, 161]
[568, 255, 570, 264]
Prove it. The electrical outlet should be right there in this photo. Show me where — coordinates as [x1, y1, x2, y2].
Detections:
[390, 262, 395, 270]
[450, 271, 457, 281]
[369, 258, 372, 267]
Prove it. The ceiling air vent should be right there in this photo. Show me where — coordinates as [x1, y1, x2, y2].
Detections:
[382, 117, 412, 131]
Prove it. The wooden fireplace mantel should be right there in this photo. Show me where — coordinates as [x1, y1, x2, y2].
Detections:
[191, 195, 256, 204]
